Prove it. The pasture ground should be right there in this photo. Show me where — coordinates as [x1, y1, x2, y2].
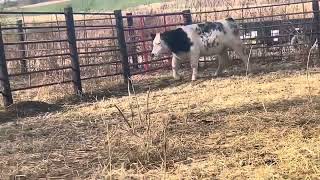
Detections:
[5, 0, 164, 12]
[0, 60, 320, 179]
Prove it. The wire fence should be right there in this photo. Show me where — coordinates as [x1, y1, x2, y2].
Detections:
[0, 0, 319, 107]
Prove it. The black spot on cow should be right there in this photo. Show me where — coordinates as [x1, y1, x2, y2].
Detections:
[150, 33, 156, 40]
[160, 28, 193, 54]
[225, 17, 235, 22]
[196, 22, 226, 34]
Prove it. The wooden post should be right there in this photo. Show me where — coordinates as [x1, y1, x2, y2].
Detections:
[182, 10, 193, 67]
[0, 24, 13, 107]
[114, 10, 130, 84]
[312, 0, 320, 62]
[17, 20, 28, 73]
[182, 10, 192, 25]
[64, 7, 82, 95]
[126, 13, 139, 70]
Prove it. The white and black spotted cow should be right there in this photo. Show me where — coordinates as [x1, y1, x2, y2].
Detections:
[151, 18, 252, 81]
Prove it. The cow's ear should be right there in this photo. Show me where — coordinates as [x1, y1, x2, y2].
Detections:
[150, 33, 156, 40]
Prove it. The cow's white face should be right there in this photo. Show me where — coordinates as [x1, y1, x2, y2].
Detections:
[151, 33, 170, 57]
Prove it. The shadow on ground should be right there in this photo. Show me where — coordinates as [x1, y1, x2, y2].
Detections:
[0, 101, 62, 124]
[1, 60, 310, 123]
[55, 74, 191, 105]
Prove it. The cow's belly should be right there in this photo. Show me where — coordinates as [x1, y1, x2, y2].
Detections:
[199, 44, 225, 56]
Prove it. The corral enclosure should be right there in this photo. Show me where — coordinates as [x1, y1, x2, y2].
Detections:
[0, 0, 320, 179]
[0, 0, 319, 105]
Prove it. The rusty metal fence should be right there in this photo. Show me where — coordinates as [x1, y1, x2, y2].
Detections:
[0, 0, 319, 107]
[0, 8, 122, 106]
[124, 0, 320, 71]
[188, 0, 320, 64]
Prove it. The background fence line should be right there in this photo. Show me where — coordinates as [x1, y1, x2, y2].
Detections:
[0, 0, 319, 107]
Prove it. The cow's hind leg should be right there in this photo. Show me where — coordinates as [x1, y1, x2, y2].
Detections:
[214, 49, 229, 77]
[230, 42, 252, 74]
[190, 55, 200, 81]
[172, 56, 181, 80]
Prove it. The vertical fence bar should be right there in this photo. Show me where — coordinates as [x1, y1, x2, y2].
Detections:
[182, 9, 193, 66]
[0, 24, 13, 107]
[17, 20, 28, 73]
[312, 0, 320, 62]
[114, 10, 130, 84]
[64, 7, 82, 95]
[126, 12, 138, 70]
[139, 17, 149, 71]
[163, 15, 170, 67]
[182, 10, 192, 25]
[109, 14, 119, 81]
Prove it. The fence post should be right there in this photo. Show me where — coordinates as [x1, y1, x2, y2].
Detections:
[312, 0, 320, 63]
[64, 7, 82, 95]
[126, 13, 139, 70]
[182, 10, 195, 67]
[0, 24, 13, 107]
[182, 10, 192, 25]
[114, 10, 130, 84]
[17, 20, 28, 73]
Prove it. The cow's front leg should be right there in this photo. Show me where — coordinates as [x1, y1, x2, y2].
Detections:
[190, 56, 199, 81]
[172, 56, 181, 80]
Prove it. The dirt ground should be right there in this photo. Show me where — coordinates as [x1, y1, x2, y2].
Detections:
[0, 61, 320, 179]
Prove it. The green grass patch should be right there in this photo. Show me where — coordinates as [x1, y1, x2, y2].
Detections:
[13, 0, 165, 12]
[19, 2, 71, 12]
[71, 0, 163, 11]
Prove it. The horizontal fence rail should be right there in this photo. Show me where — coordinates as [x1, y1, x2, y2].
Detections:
[0, 0, 319, 107]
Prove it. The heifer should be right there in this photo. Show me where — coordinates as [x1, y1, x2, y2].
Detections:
[151, 18, 251, 81]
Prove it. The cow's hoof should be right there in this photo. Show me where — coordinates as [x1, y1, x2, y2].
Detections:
[173, 76, 182, 81]
[246, 73, 254, 77]
[190, 79, 197, 86]
[213, 73, 221, 78]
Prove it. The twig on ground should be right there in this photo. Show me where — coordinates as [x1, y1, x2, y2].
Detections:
[162, 117, 168, 179]
[114, 104, 132, 129]
[146, 86, 151, 161]
[129, 78, 143, 125]
[107, 123, 112, 178]
[306, 39, 318, 102]
[307, 39, 318, 78]
[246, 45, 253, 77]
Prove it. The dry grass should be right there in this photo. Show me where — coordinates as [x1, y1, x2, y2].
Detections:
[1, 62, 320, 179]
[128, 0, 313, 20]
[1, 1, 320, 178]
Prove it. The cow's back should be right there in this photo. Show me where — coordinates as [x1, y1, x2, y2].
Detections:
[181, 19, 240, 56]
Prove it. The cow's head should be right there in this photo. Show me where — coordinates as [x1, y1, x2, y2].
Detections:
[150, 33, 170, 58]
[291, 28, 310, 49]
